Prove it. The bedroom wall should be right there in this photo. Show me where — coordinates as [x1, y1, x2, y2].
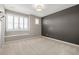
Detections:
[0, 5, 5, 47]
[42, 5, 79, 45]
[29, 15, 41, 35]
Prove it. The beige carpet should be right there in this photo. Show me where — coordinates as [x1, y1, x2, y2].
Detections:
[0, 36, 79, 55]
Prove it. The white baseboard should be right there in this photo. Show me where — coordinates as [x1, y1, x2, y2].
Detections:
[43, 36, 79, 48]
[5, 34, 41, 41]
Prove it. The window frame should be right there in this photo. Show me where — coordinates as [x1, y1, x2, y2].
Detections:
[6, 11, 29, 32]
[35, 18, 40, 25]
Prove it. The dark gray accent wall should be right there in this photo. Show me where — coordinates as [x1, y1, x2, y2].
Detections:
[42, 5, 79, 45]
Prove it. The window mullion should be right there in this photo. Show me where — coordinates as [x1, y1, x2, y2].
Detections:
[23, 17, 24, 29]
[13, 15, 14, 30]
[18, 16, 20, 30]
[6, 14, 8, 31]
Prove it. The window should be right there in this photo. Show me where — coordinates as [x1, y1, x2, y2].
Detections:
[35, 18, 39, 24]
[24, 17, 28, 29]
[6, 12, 29, 31]
[14, 15, 19, 29]
[19, 16, 24, 29]
[7, 14, 13, 30]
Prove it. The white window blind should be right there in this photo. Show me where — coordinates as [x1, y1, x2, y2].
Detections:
[24, 17, 28, 29]
[7, 14, 13, 30]
[14, 15, 19, 29]
[19, 16, 24, 29]
[6, 11, 29, 31]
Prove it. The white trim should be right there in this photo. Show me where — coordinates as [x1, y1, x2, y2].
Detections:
[28, 15, 31, 32]
[43, 36, 79, 48]
[13, 15, 14, 29]
[5, 33, 33, 37]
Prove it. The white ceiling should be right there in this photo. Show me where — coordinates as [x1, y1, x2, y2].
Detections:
[4, 4, 76, 17]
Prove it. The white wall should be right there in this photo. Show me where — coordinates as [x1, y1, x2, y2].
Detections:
[29, 15, 41, 35]
[0, 5, 5, 47]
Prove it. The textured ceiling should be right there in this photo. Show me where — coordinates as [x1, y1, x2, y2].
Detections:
[4, 4, 76, 17]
